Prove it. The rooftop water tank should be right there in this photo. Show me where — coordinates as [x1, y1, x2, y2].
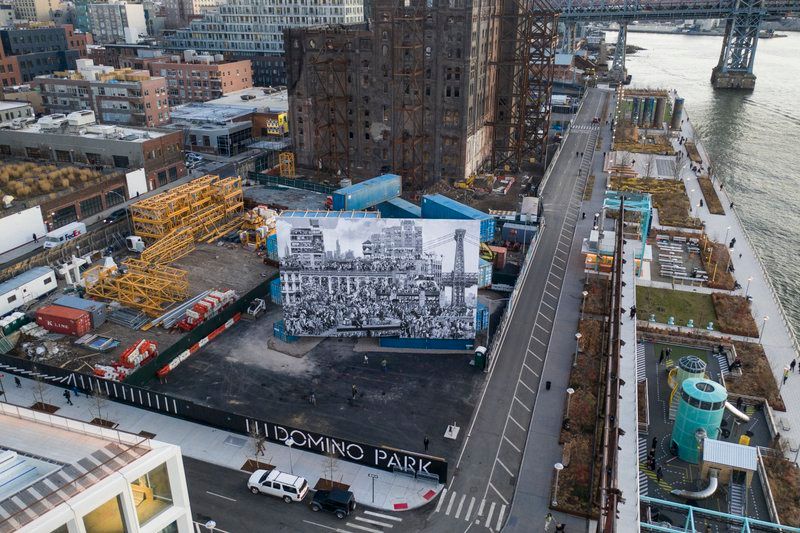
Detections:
[671, 378, 727, 464]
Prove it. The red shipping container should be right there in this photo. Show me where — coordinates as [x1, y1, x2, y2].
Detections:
[35, 305, 92, 336]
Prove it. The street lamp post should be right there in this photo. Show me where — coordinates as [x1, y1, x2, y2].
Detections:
[573, 332, 582, 368]
[745, 276, 753, 298]
[724, 226, 731, 247]
[285, 437, 295, 474]
[581, 290, 589, 320]
[552, 463, 564, 507]
[759, 316, 769, 345]
[565, 387, 575, 418]
[368, 473, 378, 503]
[205, 520, 217, 532]
[690, 189, 696, 217]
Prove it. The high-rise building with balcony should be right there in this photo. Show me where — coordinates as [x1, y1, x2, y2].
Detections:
[165, 0, 363, 87]
[87, 1, 147, 44]
[147, 50, 251, 105]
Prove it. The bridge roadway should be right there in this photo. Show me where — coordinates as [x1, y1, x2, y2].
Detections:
[553, 0, 799, 22]
[421, 88, 610, 533]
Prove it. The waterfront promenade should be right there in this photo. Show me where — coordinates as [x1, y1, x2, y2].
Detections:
[677, 110, 800, 456]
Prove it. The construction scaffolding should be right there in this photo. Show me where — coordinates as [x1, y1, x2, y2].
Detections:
[83, 260, 190, 316]
[392, 0, 426, 191]
[491, 0, 557, 171]
[130, 175, 244, 243]
[278, 152, 296, 177]
[311, 44, 351, 180]
[139, 227, 195, 265]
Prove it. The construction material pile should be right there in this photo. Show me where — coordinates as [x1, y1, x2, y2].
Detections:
[93, 339, 158, 381]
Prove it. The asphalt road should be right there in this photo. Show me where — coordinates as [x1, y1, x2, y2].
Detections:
[183, 457, 427, 533]
[420, 88, 610, 533]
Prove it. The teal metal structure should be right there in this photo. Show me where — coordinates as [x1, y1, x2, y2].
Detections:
[602, 190, 652, 258]
[640, 496, 800, 532]
[671, 378, 727, 464]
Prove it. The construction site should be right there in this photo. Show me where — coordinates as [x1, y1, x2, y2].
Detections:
[0, 174, 276, 378]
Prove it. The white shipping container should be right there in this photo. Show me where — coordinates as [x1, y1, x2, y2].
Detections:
[0, 206, 48, 255]
[0, 266, 57, 316]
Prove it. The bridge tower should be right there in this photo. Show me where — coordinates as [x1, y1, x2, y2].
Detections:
[711, 0, 763, 90]
[451, 228, 466, 308]
[609, 23, 627, 84]
[560, 21, 576, 53]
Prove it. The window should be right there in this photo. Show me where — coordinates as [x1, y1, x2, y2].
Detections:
[7, 295, 16, 303]
[82, 494, 128, 532]
[106, 187, 125, 207]
[131, 462, 174, 526]
[156, 522, 179, 533]
[25, 146, 42, 158]
[157, 171, 167, 187]
[112, 155, 129, 168]
[43, 276, 52, 285]
[86, 152, 102, 164]
[55, 150, 71, 163]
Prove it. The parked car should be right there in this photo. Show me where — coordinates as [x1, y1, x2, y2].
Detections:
[247, 469, 308, 503]
[104, 208, 128, 224]
[311, 488, 356, 519]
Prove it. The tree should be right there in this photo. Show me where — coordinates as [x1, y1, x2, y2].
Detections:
[643, 155, 655, 179]
[620, 153, 632, 167]
[89, 386, 112, 426]
[30, 366, 49, 409]
[672, 157, 687, 181]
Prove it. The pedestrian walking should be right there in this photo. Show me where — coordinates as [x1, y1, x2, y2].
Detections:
[545, 512, 554, 532]
[555, 524, 566, 532]
[791, 359, 797, 373]
[351, 384, 358, 400]
[582, 212, 586, 220]
[363, 354, 369, 365]
[381, 359, 388, 373]
[699, 199, 704, 208]
[71, 385, 79, 398]
[63, 389, 72, 406]
[783, 367, 790, 385]
[32, 233, 38, 243]
[659, 349, 665, 364]
[656, 466, 663, 482]
[652, 436, 658, 449]
[580, 151, 584, 157]
[424, 435, 430, 452]
[629, 305, 637, 319]
[667, 347, 672, 359]
[14, 376, 21, 388]
[739, 253, 742, 258]
[730, 201, 735, 209]
[309, 389, 316, 406]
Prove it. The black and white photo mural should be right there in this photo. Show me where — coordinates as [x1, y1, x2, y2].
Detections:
[276, 217, 480, 338]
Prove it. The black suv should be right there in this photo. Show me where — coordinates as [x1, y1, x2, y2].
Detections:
[310, 489, 356, 519]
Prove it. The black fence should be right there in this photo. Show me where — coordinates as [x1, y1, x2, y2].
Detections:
[247, 172, 336, 195]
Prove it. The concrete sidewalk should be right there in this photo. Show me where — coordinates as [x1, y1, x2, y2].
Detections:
[0, 374, 442, 512]
[676, 110, 800, 454]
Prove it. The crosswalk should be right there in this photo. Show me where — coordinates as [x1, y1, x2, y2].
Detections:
[638, 437, 649, 496]
[715, 352, 731, 377]
[636, 341, 647, 382]
[338, 510, 402, 533]
[570, 124, 600, 131]
[434, 488, 506, 530]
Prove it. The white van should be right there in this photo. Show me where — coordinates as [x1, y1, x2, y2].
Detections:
[247, 469, 308, 503]
[43, 222, 87, 249]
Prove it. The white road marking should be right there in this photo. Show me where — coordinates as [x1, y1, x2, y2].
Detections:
[508, 415, 525, 431]
[363, 511, 402, 522]
[445, 490, 457, 515]
[454, 493, 466, 519]
[355, 517, 393, 528]
[503, 435, 522, 453]
[496, 505, 507, 531]
[300, 521, 337, 532]
[465, 496, 476, 521]
[532, 335, 547, 346]
[488, 483, 509, 505]
[542, 300, 556, 311]
[538, 311, 553, 323]
[434, 488, 448, 513]
[496, 458, 514, 476]
[485, 502, 496, 528]
[205, 491, 236, 502]
[514, 396, 531, 411]
[518, 379, 535, 393]
[346, 524, 382, 533]
[477, 499, 486, 517]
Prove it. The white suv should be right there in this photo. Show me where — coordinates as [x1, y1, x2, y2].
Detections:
[247, 469, 309, 503]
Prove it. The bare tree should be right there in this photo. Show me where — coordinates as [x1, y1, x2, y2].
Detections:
[620, 153, 632, 167]
[30, 367, 49, 409]
[89, 385, 111, 426]
[249, 425, 267, 468]
[643, 155, 655, 178]
[672, 157, 687, 181]
[324, 450, 341, 488]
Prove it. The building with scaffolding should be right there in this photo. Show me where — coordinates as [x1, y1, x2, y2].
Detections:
[285, 0, 557, 190]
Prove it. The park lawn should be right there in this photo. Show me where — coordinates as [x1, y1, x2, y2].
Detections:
[636, 286, 718, 328]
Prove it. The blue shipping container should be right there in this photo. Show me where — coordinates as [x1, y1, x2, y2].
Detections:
[421, 194, 495, 242]
[501, 222, 537, 244]
[270, 277, 282, 305]
[273, 319, 298, 343]
[378, 337, 475, 350]
[266, 233, 278, 261]
[376, 197, 421, 219]
[478, 259, 492, 288]
[476, 302, 489, 331]
[332, 174, 402, 211]
[54, 295, 107, 327]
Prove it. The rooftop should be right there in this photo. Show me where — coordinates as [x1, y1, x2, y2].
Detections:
[0, 405, 153, 532]
[204, 87, 288, 113]
[169, 102, 252, 124]
[0, 101, 30, 112]
[8, 113, 173, 142]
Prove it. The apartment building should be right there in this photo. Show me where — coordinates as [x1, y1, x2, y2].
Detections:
[286, 0, 497, 190]
[0, 403, 194, 532]
[87, 1, 146, 44]
[32, 58, 169, 127]
[148, 50, 251, 105]
[164, 0, 222, 29]
[0, 4, 15, 25]
[0, 110, 186, 192]
[10, 0, 59, 22]
[165, 0, 363, 86]
[0, 99, 32, 126]
[0, 24, 82, 85]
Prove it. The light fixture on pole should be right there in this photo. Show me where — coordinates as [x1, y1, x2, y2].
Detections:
[205, 520, 217, 532]
[724, 225, 731, 246]
[285, 437, 295, 474]
[745, 276, 753, 298]
[581, 290, 589, 320]
[565, 387, 575, 418]
[552, 463, 564, 507]
[573, 332, 582, 367]
[759, 316, 769, 345]
[690, 189, 696, 216]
